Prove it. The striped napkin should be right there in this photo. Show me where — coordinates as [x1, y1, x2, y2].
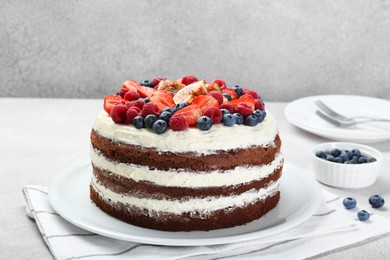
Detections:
[23, 185, 390, 260]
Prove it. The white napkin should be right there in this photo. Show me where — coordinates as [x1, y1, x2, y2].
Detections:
[23, 185, 390, 260]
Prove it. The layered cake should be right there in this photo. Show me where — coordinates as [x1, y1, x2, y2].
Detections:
[90, 76, 283, 231]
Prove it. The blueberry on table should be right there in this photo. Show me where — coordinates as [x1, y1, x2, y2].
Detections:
[352, 149, 361, 157]
[220, 109, 231, 116]
[140, 79, 154, 88]
[369, 195, 385, 208]
[357, 210, 370, 221]
[343, 197, 357, 209]
[159, 111, 173, 123]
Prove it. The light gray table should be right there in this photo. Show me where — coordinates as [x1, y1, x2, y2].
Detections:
[1, 98, 389, 259]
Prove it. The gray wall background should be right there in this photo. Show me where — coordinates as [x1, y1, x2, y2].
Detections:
[1, 0, 390, 101]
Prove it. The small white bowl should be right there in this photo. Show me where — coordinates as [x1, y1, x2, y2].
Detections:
[312, 142, 383, 188]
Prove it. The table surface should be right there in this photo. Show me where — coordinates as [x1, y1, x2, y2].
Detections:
[1, 98, 389, 259]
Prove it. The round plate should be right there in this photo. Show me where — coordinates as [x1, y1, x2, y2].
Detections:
[285, 95, 390, 143]
[48, 161, 321, 246]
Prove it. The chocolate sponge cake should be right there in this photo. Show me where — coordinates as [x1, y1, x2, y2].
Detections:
[90, 76, 283, 231]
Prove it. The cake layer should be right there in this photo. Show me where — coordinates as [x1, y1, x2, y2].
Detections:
[90, 185, 280, 231]
[92, 110, 279, 154]
[90, 148, 284, 188]
[91, 129, 282, 172]
[92, 165, 282, 199]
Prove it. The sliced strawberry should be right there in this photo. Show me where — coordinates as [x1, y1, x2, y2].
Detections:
[191, 95, 219, 114]
[174, 105, 202, 126]
[121, 80, 139, 92]
[210, 79, 227, 89]
[222, 88, 238, 100]
[104, 95, 125, 114]
[136, 85, 156, 98]
[150, 90, 175, 110]
[228, 94, 255, 109]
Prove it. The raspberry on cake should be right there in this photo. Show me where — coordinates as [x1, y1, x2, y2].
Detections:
[90, 76, 284, 231]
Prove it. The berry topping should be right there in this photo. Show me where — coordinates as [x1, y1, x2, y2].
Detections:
[152, 119, 168, 134]
[150, 90, 175, 110]
[228, 94, 255, 110]
[110, 104, 128, 124]
[222, 88, 238, 100]
[169, 114, 189, 131]
[235, 103, 253, 118]
[357, 210, 370, 221]
[174, 102, 188, 112]
[369, 195, 385, 208]
[210, 79, 227, 90]
[144, 114, 158, 128]
[118, 88, 129, 98]
[152, 77, 167, 87]
[222, 114, 236, 126]
[197, 116, 213, 131]
[204, 107, 223, 124]
[253, 109, 266, 123]
[136, 85, 156, 98]
[243, 88, 259, 99]
[254, 99, 265, 110]
[173, 80, 207, 104]
[245, 115, 259, 127]
[233, 113, 244, 125]
[219, 103, 234, 114]
[233, 85, 243, 97]
[178, 75, 199, 85]
[124, 91, 141, 101]
[133, 116, 145, 129]
[173, 105, 202, 126]
[140, 102, 160, 117]
[343, 197, 357, 209]
[121, 80, 139, 93]
[126, 108, 140, 124]
[103, 76, 268, 132]
[159, 110, 173, 123]
[104, 95, 125, 114]
[130, 99, 146, 110]
[222, 93, 232, 101]
[191, 95, 219, 114]
[140, 80, 154, 88]
[207, 91, 224, 105]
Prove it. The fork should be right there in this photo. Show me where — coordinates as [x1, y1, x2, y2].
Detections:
[315, 100, 390, 122]
[315, 109, 390, 127]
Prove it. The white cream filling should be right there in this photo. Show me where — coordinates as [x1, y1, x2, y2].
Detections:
[91, 176, 280, 215]
[91, 149, 284, 188]
[92, 110, 279, 154]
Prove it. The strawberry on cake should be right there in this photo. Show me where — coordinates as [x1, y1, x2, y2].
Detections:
[90, 76, 283, 231]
